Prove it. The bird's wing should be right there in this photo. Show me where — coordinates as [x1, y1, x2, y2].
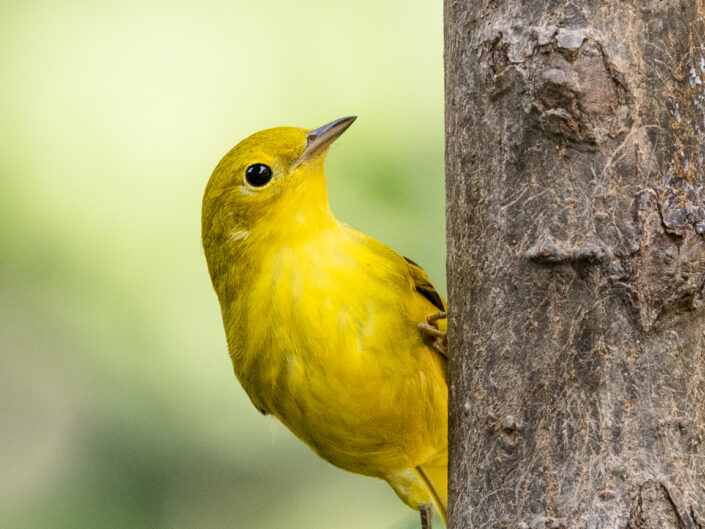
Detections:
[403, 256, 446, 313]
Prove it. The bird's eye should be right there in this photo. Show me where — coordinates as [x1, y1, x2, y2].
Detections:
[244, 164, 273, 187]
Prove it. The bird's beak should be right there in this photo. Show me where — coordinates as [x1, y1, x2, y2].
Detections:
[295, 116, 357, 167]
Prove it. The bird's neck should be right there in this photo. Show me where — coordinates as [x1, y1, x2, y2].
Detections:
[255, 169, 338, 246]
[207, 170, 340, 305]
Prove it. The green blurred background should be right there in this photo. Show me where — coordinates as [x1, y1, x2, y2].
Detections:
[0, 1, 445, 528]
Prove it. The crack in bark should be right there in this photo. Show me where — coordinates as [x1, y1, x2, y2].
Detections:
[690, 507, 703, 529]
[628, 480, 698, 529]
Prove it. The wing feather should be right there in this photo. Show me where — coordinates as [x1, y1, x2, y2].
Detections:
[403, 256, 446, 312]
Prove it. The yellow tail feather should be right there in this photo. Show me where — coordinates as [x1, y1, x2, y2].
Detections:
[415, 463, 447, 523]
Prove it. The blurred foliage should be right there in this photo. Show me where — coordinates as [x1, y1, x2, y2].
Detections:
[0, 1, 445, 528]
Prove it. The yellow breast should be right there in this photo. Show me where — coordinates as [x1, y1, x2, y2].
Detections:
[221, 223, 447, 477]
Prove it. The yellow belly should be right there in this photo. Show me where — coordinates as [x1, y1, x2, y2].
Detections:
[224, 227, 447, 477]
[275, 336, 446, 476]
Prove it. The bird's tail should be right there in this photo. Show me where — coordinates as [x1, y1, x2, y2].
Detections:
[415, 461, 447, 523]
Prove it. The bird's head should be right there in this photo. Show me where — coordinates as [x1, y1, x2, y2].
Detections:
[202, 116, 355, 246]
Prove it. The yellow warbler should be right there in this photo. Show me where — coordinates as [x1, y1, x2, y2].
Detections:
[201, 117, 447, 528]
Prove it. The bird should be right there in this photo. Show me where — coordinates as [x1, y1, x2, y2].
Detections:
[201, 116, 448, 529]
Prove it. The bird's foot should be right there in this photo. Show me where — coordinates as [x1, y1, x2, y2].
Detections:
[419, 311, 447, 356]
[419, 503, 433, 529]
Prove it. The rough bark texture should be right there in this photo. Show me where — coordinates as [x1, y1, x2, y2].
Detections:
[445, 2, 705, 528]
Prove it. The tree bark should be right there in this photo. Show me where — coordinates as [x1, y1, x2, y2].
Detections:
[445, 2, 705, 528]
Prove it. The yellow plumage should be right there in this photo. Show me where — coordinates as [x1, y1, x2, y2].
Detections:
[201, 117, 447, 525]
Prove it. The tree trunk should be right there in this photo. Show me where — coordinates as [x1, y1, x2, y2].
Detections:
[445, 2, 705, 528]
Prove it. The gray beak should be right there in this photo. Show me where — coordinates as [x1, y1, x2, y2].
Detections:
[296, 116, 357, 166]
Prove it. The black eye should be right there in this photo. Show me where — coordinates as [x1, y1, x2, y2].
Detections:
[245, 164, 273, 187]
